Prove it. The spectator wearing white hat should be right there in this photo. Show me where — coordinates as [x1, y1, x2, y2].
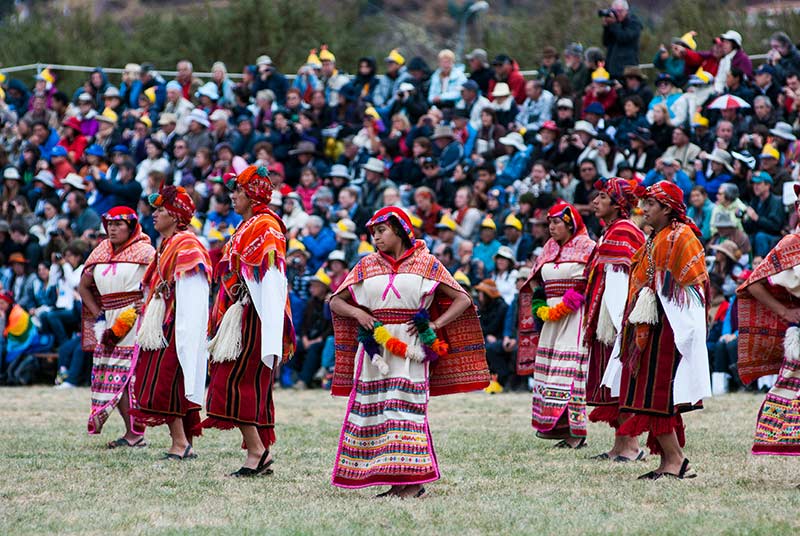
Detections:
[490, 82, 520, 130]
[715, 30, 753, 94]
[184, 109, 213, 155]
[163, 80, 195, 135]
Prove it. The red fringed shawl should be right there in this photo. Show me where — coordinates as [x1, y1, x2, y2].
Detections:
[331, 241, 489, 397]
[80, 228, 155, 350]
[516, 231, 596, 375]
[211, 209, 295, 362]
[583, 219, 644, 344]
[142, 231, 211, 322]
[737, 233, 800, 384]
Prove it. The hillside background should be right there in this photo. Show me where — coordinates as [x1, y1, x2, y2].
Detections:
[2, 0, 800, 87]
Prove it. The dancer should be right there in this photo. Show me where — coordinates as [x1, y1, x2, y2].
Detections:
[617, 181, 710, 480]
[79, 207, 155, 447]
[737, 185, 800, 456]
[518, 203, 596, 448]
[203, 165, 295, 476]
[329, 207, 488, 498]
[583, 179, 645, 461]
[131, 186, 211, 460]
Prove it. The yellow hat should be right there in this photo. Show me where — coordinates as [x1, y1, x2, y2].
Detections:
[358, 240, 376, 255]
[306, 48, 321, 68]
[190, 216, 203, 232]
[591, 65, 611, 83]
[693, 67, 712, 84]
[0, 88, 4, 101]
[311, 267, 332, 287]
[318, 44, 335, 62]
[364, 106, 380, 120]
[453, 270, 471, 287]
[761, 143, 780, 160]
[480, 216, 497, 230]
[208, 229, 225, 243]
[504, 214, 523, 231]
[385, 48, 406, 66]
[408, 213, 423, 228]
[144, 87, 156, 104]
[38, 68, 55, 85]
[675, 31, 698, 51]
[288, 238, 307, 252]
[691, 112, 709, 128]
[100, 107, 118, 124]
[435, 214, 457, 232]
[137, 115, 152, 129]
[0, 72, 5, 84]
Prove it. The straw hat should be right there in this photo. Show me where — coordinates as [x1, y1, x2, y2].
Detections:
[474, 279, 501, 299]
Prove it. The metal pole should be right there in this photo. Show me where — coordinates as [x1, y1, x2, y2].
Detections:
[456, 14, 468, 60]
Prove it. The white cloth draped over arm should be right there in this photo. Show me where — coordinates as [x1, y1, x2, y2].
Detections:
[600, 268, 630, 396]
[175, 272, 209, 406]
[244, 267, 287, 369]
[660, 285, 712, 405]
[769, 265, 800, 298]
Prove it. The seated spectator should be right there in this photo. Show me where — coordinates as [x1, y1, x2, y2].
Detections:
[695, 148, 734, 197]
[65, 191, 101, 239]
[301, 215, 336, 272]
[500, 214, 533, 264]
[759, 143, 792, 195]
[516, 79, 553, 132]
[474, 217, 501, 276]
[474, 279, 509, 394]
[1, 291, 53, 386]
[292, 268, 332, 390]
[643, 156, 692, 199]
[743, 171, 785, 257]
[8, 222, 43, 268]
[492, 246, 519, 306]
[687, 185, 714, 242]
[709, 239, 745, 298]
[428, 49, 467, 106]
[39, 240, 85, 348]
[495, 132, 532, 187]
[360, 157, 397, 213]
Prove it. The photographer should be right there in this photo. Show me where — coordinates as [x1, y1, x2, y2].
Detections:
[388, 82, 428, 125]
[252, 54, 289, 106]
[600, 0, 642, 80]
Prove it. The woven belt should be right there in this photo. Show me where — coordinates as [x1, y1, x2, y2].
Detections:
[372, 308, 416, 325]
[100, 291, 143, 310]
[543, 279, 586, 300]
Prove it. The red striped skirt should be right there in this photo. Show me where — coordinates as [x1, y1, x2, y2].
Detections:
[586, 340, 620, 428]
[131, 321, 201, 435]
[202, 304, 276, 448]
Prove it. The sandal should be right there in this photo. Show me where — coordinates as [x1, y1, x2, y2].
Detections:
[589, 452, 611, 460]
[614, 450, 646, 463]
[553, 438, 587, 449]
[162, 444, 195, 461]
[375, 487, 398, 498]
[107, 436, 147, 449]
[638, 459, 696, 480]
[230, 451, 273, 478]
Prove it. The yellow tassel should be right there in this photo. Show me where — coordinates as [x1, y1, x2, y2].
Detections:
[373, 325, 392, 345]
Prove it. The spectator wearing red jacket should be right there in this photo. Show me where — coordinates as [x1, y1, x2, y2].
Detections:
[57, 116, 88, 164]
[489, 55, 526, 105]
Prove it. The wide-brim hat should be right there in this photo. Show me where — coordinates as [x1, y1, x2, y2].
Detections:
[498, 132, 527, 152]
[769, 121, 797, 141]
[188, 109, 210, 128]
[63, 173, 86, 190]
[8, 253, 27, 264]
[710, 240, 742, 262]
[289, 141, 316, 155]
[494, 245, 516, 263]
[474, 279, 501, 299]
[431, 125, 455, 140]
[326, 164, 351, 179]
[362, 157, 385, 174]
[334, 219, 358, 240]
[707, 148, 733, 172]
[622, 65, 647, 81]
[491, 82, 511, 98]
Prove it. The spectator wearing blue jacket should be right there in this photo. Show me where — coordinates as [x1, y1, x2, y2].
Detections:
[431, 125, 464, 176]
[301, 215, 337, 272]
[694, 148, 734, 197]
[646, 73, 682, 121]
[31, 121, 60, 161]
[428, 49, 468, 106]
[496, 132, 532, 187]
[643, 155, 693, 201]
[687, 185, 714, 242]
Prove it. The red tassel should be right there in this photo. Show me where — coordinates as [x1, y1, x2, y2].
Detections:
[385, 338, 407, 357]
[431, 339, 449, 356]
[588, 405, 620, 428]
[617, 414, 685, 455]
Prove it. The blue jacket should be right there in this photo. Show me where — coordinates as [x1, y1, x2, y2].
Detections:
[497, 146, 533, 187]
[687, 198, 714, 241]
[694, 170, 732, 198]
[302, 226, 337, 272]
[428, 66, 468, 105]
[643, 169, 693, 201]
[474, 239, 501, 274]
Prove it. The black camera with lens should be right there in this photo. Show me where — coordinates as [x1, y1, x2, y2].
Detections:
[598, 8, 615, 17]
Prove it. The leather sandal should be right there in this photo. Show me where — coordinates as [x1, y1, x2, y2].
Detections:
[162, 444, 195, 461]
[107, 436, 147, 449]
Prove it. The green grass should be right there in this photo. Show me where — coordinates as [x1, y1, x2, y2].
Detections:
[1, 387, 799, 535]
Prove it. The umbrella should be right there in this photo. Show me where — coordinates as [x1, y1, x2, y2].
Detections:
[707, 95, 751, 110]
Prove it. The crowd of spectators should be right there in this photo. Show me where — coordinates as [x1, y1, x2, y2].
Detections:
[0, 0, 798, 393]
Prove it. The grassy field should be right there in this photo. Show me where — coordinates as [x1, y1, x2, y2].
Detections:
[1, 387, 798, 535]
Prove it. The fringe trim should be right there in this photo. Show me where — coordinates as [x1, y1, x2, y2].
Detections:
[628, 287, 658, 325]
[137, 295, 168, 350]
[588, 406, 620, 428]
[784, 326, 800, 362]
[596, 298, 617, 346]
[617, 414, 685, 455]
[208, 295, 250, 362]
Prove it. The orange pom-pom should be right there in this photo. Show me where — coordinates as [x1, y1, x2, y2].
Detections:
[431, 339, 449, 356]
[385, 338, 407, 357]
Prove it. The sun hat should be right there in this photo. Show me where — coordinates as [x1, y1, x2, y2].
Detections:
[769, 121, 797, 142]
[431, 125, 456, 140]
[474, 279, 502, 299]
[491, 82, 511, 98]
[710, 240, 742, 262]
[362, 157, 385, 174]
[326, 164, 351, 180]
[32, 169, 55, 187]
[498, 132, 527, 152]
[573, 120, 597, 137]
[195, 81, 220, 101]
[188, 109, 210, 128]
[710, 210, 737, 229]
[707, 148, 734, 172]
[494, 245, 516, 263]
[556, 98, 574, 109]
[63, 173, 86, 190]
[103, 87, 121, 98]
[760, 143, 780, 160]
[289, 141, 317, 155]
[334, 219, 358, 240]
[327, 249, 348, 264]
[3, 166, 21, 180]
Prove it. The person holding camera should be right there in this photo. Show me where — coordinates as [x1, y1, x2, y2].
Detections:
[600, 0, 642, 80]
